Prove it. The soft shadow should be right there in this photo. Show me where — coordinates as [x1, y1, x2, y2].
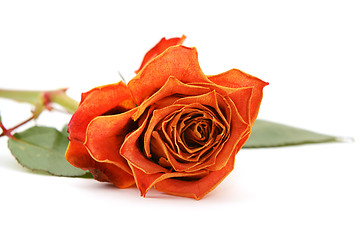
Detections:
[0, 155, 27, 173]
[0, 154, 93, 178]
[0, 153, 250, 203]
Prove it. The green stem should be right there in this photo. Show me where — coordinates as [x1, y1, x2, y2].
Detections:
[0, 88, 79, 114]
[0, 89, 43, 105]
[49, 90, 79, 114]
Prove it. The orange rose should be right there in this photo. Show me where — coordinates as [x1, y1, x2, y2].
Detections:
[65, 36, 268, 199]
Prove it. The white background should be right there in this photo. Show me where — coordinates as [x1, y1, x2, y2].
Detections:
[0, 0, 359, 239]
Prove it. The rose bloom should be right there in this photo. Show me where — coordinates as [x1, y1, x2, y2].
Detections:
[65, 36, 268, 200]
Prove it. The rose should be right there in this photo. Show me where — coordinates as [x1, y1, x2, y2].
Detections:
[65, 36, 268, 199]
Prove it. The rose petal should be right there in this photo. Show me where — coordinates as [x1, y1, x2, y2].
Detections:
[89, 161, 135, 188]
[84, 109, 137, 175]
[129, 163, 209, 197]
[68, 81, 136, 142]
[154, 114, 220, 171]
[161, 96, 233, 171]
[227, 87, 253, 124]
[208, 69, 268, 124]
[158, 157, 172, 168]
[120, 107, 170, 174]
[128, 46, 212, 105]
[173, 106, 225, 157]
[65, 141, 95, 170]
[174, 91, 231, 128]
[65, 141, 135, 188]
[173, 93, 233, 164]
[151, 131, 199, 172]
[143, 105, 183, 158]
[191, 82, 253, 124]
[161, 108, 182, 150]
[174, 90, 248, 171]
[135, 35, 186, 74]
[132, 76, 209, 121]
[161, 104, 223, 162]
[207, 96, 249, 171]
[154, 148, 240, 200]
[155, 131, 250, 199]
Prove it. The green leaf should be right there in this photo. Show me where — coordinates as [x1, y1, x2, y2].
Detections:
[244, 120, 341, 148]
[8, 126, 89, 177]
[61, 124, 68, 136]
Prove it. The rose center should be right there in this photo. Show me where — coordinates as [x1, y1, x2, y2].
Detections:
[180, 117, 213, 149]
[150, 105, 229, 168]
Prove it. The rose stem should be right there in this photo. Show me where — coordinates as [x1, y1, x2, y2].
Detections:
[0, 88, 79, 114]
[0, 88, 80, 138]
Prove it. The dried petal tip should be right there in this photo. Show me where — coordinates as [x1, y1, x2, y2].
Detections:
[135, 35, 186, 74]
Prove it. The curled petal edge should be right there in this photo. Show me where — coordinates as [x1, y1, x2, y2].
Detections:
[135, 35, 186, 74]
